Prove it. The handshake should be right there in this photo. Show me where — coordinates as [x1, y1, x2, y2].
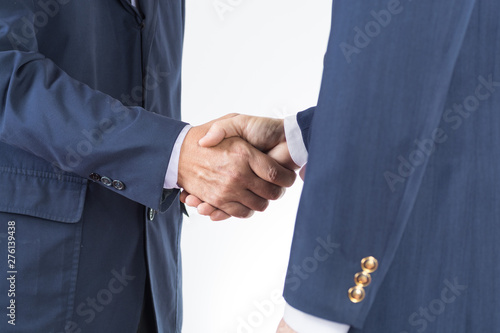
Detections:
[178, 114, 302, 221]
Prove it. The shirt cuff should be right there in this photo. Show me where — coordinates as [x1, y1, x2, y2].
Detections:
[163, 125, 192, 189]
[284, 114, 308, 168]
[284, 303, 350, 333]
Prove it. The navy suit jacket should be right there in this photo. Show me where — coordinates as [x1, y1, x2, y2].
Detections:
[0, 0, 186, 332]
[285, 1, 500, 332]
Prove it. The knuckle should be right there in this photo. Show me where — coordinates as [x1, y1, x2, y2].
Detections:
[210, 122, 221, 132]
[212, 196, 225, 208]
[267, 166, 279, 183]
[227, 168, 244, 183]
[267, 166, 278, 182]
[220, 183, 232, 195]
[232, 143, 250, 159]
[213, 120, 227, 132]
[232, 206, 252, 218]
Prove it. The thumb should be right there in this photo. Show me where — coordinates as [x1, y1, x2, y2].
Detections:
[198, 123, 228, 147]
[198, 116, 245, 147]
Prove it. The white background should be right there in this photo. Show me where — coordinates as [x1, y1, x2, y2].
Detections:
[181, 1, 332, 332]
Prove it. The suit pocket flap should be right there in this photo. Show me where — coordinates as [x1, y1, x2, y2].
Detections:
[0, 168, 87, 223]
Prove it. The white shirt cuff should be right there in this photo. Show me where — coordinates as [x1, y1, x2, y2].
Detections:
[164, 125, 192, 189]
[284, 114, 308, 168]
[284, 303, 350, 333]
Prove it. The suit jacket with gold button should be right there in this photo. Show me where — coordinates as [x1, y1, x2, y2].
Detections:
[285, 0, 500, 332]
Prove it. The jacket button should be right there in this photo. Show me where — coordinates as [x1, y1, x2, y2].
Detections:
[112, 180, 125, 191]
[101, 176, 112, 186]
[361, 256, 378, 273]
[89, 173, 101, 182]
[348, 286, 365, 303]
[148, 208, 156, 221]
[354, 271, 372, 287]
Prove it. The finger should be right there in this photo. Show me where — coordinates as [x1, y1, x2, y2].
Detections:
[210, 210, 232, 221]
[207, 181, 271, 213]
[185, 182, 265, 216]
[224, 189, 270, 212]
[198, 115, 247, 147]
[247, 177, 286, 201]
[187, 195, 251, 219]
[197, 202, 217, 216]
[185, 194, 203, 208]
[267, 141, 300, 171]
[248, 149, 297, 188]
[180, 191, 189, 203]
[216, 201, 254, 219]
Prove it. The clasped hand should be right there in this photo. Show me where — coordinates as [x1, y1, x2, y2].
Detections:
[177, 114, 299, 221]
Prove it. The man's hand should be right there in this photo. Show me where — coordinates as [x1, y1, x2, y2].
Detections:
[199, 114, 298, 170]
[277, 319, 297, 333]
[177, 117, 296, 219]
[180, 114, 299, 220]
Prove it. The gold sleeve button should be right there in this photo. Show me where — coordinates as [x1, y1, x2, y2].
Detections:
[361, 256, 378, 273]
[354, 271, 372, 287]
[348, 286, 365, 303]
[348, 256, 379, 303]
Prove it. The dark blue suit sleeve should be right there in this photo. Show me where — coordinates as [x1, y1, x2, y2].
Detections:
[0, 1, 186, 211]
[283, 0, 478, 328]
[296, 107, 315, 151]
